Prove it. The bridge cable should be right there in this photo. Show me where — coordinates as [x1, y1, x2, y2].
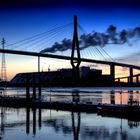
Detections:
[77, 24, 96, 59]
[22, 26, 71, 51]
[78, 23, 107, 60]
[98, 47, 115, 62]
[33, 25, 72, 52]
[78, 23, 115, 61]
[6, 24, 72, 51]
[6, 23, 72, 50]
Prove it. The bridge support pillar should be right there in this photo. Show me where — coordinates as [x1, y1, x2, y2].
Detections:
[110, 64, 115, 85]
[33, 73, 36, 100]
[127, 77, 130, 83]
[129, 67, 133, 86]
[38, 77, 41, 100]
[26, 74, 30, 100]
[136, 75, 139, 85]
[111, 90, 115, 104]
[118, 78, 120, 83]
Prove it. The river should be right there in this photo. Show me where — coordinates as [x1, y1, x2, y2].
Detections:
[0, 87, 140, 140]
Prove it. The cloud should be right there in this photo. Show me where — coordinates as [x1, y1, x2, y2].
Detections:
[40, 25, 140, 53]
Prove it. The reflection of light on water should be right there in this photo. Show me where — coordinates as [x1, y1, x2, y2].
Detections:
[1, 99, 140, 139]
[2, 87, 140, 105]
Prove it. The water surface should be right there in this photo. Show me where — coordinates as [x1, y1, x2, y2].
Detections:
[0, 87, 140, 140]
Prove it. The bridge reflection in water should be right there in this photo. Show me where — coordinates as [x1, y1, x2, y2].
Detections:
[25, 107, 81, 139]
[24, 108, 140, 139]
[0, 106, 139, 140]
[0, 88, 140, 139]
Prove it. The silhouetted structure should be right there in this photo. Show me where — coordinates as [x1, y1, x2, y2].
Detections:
[110, 90, 115, 104]
[10, 66, 114, 86]
[72, 112, 81, 140]
[1, 38, 7, 82]
[0, 16, 140, 87]
[26, 108, 30, 134]
[71, 15, 81, 85]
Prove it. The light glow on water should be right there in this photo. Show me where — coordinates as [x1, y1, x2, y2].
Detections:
[0, 87, 140, 139]
[0, 107, 140, 140]
[2, 87, 140, 105]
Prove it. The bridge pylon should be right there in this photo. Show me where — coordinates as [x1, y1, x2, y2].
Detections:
[71, 15, 81, 85]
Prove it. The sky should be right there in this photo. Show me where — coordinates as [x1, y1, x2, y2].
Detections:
[0, 0, 140, 80]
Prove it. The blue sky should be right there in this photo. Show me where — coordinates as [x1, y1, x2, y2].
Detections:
[0, 0, 140, 79]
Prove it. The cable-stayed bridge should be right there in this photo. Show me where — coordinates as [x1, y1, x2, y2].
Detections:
[0, 16, 140, 85]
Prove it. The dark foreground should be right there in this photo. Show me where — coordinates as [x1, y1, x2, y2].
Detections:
[1, 96, 140, 119]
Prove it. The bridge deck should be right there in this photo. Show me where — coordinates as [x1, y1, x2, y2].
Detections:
[0, 49, 140, 69]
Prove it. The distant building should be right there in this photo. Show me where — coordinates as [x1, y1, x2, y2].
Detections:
[60, 68, 72, 78]
[10, 66, 114, 86]
[80, 66, 90, 78]
[79, 66, 102, 85]
[10, 71, 60, 86]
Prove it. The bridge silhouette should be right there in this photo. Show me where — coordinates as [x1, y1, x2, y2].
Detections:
[0, 15, 140, 86]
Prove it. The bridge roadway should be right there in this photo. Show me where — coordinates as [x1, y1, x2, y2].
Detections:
[115, 74, 140, 80]
[115, 73, 140, 84]
[0, 49, 140, 70]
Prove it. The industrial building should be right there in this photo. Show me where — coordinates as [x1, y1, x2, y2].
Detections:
[10, 66, 112, 86]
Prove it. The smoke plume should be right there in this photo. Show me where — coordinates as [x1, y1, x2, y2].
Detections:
[40, 38, 72, 53]
[40, 25, 140, 53]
